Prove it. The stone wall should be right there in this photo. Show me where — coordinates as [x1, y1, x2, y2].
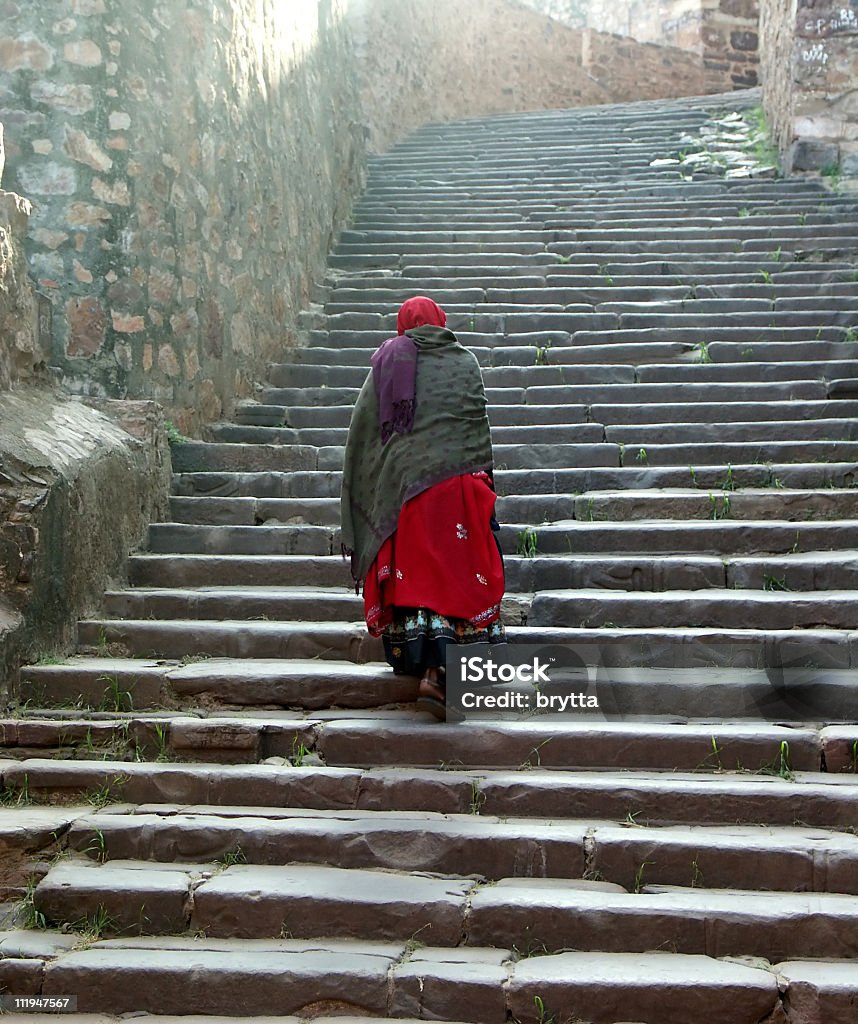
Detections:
[702, 0, 760, 91]
[519, 0, 704, 50]
[0, 125, 43, 391]
[350, 0, 708, 152]
[0, 0, 366, 434]
[0, 390, 170, 696]
[761, 0, 858, 174]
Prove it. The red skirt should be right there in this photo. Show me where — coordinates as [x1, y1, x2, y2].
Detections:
[363, 472, 504, 637]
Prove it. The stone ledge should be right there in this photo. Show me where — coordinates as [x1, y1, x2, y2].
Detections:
[0, 387, 170, 696]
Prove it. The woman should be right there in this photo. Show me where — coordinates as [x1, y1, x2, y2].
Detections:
[340, 296, 506, 719]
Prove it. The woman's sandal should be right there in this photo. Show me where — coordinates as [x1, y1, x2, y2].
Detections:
[417, 667, 464, 723]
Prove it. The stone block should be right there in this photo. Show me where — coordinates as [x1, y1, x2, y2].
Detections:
[788, 139, 840, 172]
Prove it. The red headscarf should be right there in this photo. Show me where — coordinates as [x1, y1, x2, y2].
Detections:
[397, 295, 447, 335]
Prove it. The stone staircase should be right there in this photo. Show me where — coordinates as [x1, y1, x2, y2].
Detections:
[2, 92, 858, 1023]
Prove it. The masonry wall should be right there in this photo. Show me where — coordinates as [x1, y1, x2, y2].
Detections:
[0, 126, 43, 391]
[702, 0, 760, 90]
[761, 0, 858, 174]
[518, 0, 705, 50]
[0, 0, 366, 434]
[350, 0, 708, 153]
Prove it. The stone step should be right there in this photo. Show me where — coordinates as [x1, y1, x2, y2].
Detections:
[205, 423, 608, 447]
[0, 806, 80, 890]
[320, 296, 858, 319]
[167, 462, 858, 501]
[115, 542, 858, 597]
[1, 713, 830, 772]
[0, 933, 829, 1023]
[4, 757, 858, 826]
[76, 618, 383, 662]
[271, 345, 858, 388]
[118, 548, 858, 599]
[103, 586, 363, 621]
[169, 470, 344, 498]
[255, 398, 858, 431]
[340, 224, 857, 246]
[166, 488, 858, 529]
[528, 587, 858, 630]
[19, 657, 414, 711]
[252, 440, 858, 473]
[327, 266, 857, 293]
[356, 212, 853, 229]
[60, 808, 858, 894]
[307, 327, 851, 353]
[32, 857, 858, 962]
[73, 616, 858, 678]
[208, 418, 858, 451]
[589, 399, 858, 425]
[500, 519, 858, 556]
[605, 419, 858, 444]
[262, 380, 832, 410]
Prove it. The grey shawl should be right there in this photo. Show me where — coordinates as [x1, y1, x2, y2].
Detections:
[340, 325, 493, 583]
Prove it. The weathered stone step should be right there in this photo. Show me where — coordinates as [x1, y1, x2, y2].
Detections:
[357, 211, 853, 230]
[33, 857, 858, 962]
[166, 488, 858, 528]
[500, 519, 858, 556]
[104, 586, 362, 620]
[636, 357, 855, 383]
[258, 395, 846, 432]
[169, 495, 342, 526]
[206, 423, 607, 448]
[146, 524, 339, 557]
[210, 417, 858, 451]
[604, 418, 858, 444]
[328, 266, 857, 293]
[165, 439, 858, 476]
[169, 443, 322, 474]
[529, 587, 858, 631]
[0, 933, 821, 1023]
[273, 344, 858, 386]
[76, 618, 382, 662]
[166, 462, 858, 502]
[341, 224, 858, 247]
[0, 806, 79, 889]
[4, 757, 858, 826]
[564, 488, 858, 521]
[62, 808, 858, 894]
[64, 616, 858, 687]
[314, 719, 821, 771]
[262, 380, 832, 412]
[170, 470, 344, 499]
[590, 399, 858, 425]
[320, 296, 858, 320]
[357, 200, 857, 221]
[115, 548, 858, 599]
[20, 657, 414, 711]
[308, 327, 850, 353]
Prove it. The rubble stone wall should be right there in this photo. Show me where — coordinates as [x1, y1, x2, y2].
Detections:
[516, 0, 704, 49]
[761, 0, 858, 174]
[350, 0, 708, 152]
[0, 126, 42, 392]
[702, 0, 761, 91]
[0, 0, 366, 434]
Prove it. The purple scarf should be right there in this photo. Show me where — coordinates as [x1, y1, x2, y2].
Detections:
[371, 335, 418, 444]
